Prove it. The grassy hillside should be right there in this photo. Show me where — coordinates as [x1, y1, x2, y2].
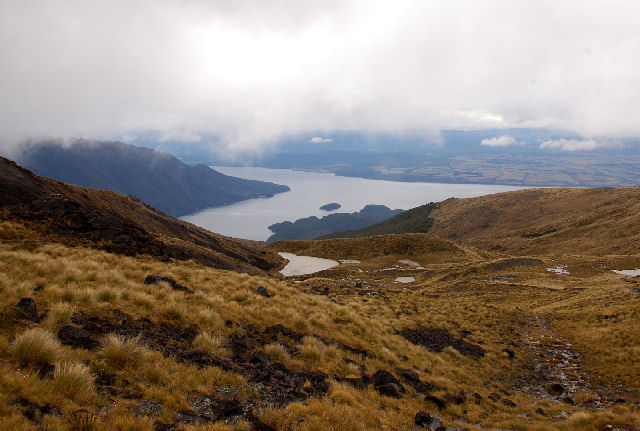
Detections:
[1, 163, 639, 430]
[321, 188, 640, 256]
[17, 140, 289, 217]
[0, 157, 283, 274]
[317, 202, 439, 240]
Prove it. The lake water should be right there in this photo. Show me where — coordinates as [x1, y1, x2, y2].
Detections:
[182, 166, 523, 241]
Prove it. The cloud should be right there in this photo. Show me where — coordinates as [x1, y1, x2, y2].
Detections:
[1, 0, 640, 155]
[539, 138, 600, 152]
[158, 129, 202, 143]
[308, 137, 334, 143]
[480, 136, 522, 147]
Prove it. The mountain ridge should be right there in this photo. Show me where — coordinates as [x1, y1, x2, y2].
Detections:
[16, 140, 290, 217]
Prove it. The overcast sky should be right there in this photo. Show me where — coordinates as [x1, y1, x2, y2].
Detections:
[1, 0, 639, 153]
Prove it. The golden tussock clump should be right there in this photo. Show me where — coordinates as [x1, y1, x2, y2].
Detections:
[9, 328, 62, 368]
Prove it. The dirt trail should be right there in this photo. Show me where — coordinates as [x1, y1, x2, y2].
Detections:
[518, 315, 636, 410]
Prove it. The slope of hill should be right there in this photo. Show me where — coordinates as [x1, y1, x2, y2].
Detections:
[1, 162, 639, 430]
[321, 188, 640, 256]
[0, 157, 284, 274]
[267, 205, 404, 242]
[16, 140, 289, 217]
[318, 202, 439, 240]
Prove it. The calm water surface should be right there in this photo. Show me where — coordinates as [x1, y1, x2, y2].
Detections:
[182, 167, 523, 240]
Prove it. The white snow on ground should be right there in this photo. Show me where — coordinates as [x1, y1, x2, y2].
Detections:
[612, 268, 640, 276]
[394, 276, 415, 283]
[546, 265, 569, 275]
[279, 252, 339, 276]
[340, 259, 361, 264]
[398, 259, 421, 267]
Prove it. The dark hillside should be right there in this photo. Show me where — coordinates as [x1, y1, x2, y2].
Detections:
[0, 157, 284, 274]
[17, 140, 289, 217]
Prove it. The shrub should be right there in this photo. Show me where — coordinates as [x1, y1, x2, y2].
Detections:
[10, 328, 61, 368]
[101, 334, 145, 370]
[53, 362, 95, 402]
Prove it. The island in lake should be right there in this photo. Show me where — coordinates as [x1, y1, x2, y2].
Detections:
[267, 204, 404, 242]
[319, 202, 341, 211]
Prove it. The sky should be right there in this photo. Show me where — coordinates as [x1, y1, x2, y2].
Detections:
[1, 0, 639, 155]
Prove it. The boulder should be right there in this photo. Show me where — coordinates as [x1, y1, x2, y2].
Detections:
[57, 324, 99, 350]
[15, 297, 38, 322]
[395, 368, 420, 382]
[371, 370, 400, 387]
[255, 286, 270, 298]
[376, 383, 403, 398]
[424, 395, 446, 409]
[249, 351, 271, 365]
[415, 411, 444, 430]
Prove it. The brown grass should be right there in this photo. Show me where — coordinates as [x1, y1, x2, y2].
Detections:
[0, 233, 638, 430]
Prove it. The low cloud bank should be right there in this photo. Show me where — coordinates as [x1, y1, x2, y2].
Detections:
[480, 136, 522, 147]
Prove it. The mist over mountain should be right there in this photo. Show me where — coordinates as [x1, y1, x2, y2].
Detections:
[16, 140, 289, 217]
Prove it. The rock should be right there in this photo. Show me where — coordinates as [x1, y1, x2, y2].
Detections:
[12, 397, 61, 421]
[502, 347, 515, 358]
[371, 370, 400, 387]
[424, 395, 446, 409]
[547, 383, 565, 396]
[144, 275, 193, 294]
[502, 398, 516, 407]
[396, 368, 420, 383]
[445, 392, 466, 405]
[57, 324, 100, 350]
[175, 410, 207, 425]
[15, 297, 38, 322]
[113, 308, 130, 323]
[255, 286, 270, 298]
[563, 396, 575, 405]
[415, 411, 444, 430]
[535, 407, 545, 416]
[488, 392, 501, 402]
[376, 383, 403, 398]
[249, 351, 271, 365]
[337, 376, 368, 389]
[133, 400, 162, 417]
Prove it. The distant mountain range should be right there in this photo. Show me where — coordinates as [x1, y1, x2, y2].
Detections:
[16, 140, 290, 217]
[267, 204, 404, 242]
[134, 129, 640, 187]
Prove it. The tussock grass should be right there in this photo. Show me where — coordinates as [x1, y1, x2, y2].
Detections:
[9, 328, 61, 368]
[100, 334, 146, 370]
[42, 301, 74, 332]
[193, 332, 230, 357]
[0, 238, 638, 430]
[53, 362, 96, 402]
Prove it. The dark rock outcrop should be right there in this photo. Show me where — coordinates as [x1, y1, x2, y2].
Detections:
[255, 286, 270, 298]
[15, 297, 38, 322]
[415, 411, 443, 430]
[57, 324, 100, 350]
[400, 327, 485, 359]
[144, 275, 193, 294]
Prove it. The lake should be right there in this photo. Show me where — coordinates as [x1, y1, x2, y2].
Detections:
[181, 166, 523, 240]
